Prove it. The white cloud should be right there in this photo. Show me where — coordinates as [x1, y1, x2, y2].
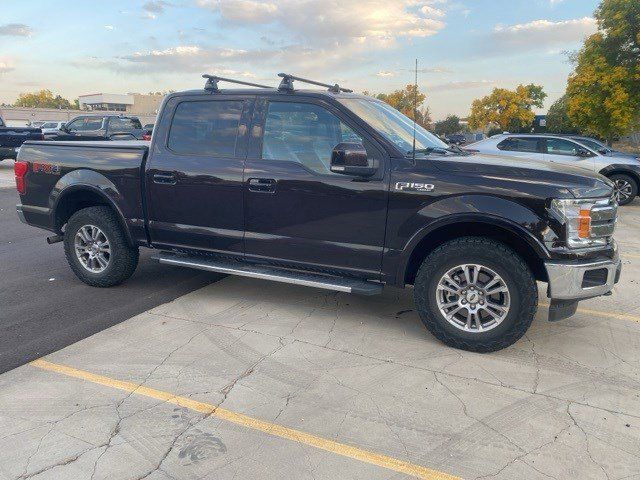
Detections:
[491, 17, 596, 48]
[143, 1, 171, 13]
[0, 23, 32, 37]
[104, 25, 115, 30]
[0, 61, 14, 75]
[197, 0, 446, 44]
[376, 71, 396, 77]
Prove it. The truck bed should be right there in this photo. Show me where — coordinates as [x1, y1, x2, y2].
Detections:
[16, 140, 149, 242]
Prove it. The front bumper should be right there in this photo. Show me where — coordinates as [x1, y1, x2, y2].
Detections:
[545, 251, 621, 301]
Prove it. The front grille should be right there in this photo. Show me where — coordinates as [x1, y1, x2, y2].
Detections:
[582, 268, 609, 288]
[590, 197, 617, 239]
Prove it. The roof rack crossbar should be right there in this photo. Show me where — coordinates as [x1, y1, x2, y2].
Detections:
[277, 73, 353, 93]
[202, 74, 273, 92]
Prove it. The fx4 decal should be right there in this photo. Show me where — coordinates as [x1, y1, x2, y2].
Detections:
[32, 163, 61, 175]
[394, 182, 435, 192]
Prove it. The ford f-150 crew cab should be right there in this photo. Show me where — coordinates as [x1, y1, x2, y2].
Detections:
[14, 74, 622, 352]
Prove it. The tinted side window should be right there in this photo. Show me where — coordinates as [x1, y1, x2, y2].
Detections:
[168, 100, 244, 156]
[497, 137, 539, 153]
[262, 102, 363, 175]
[546, 138, 580, 156]
[67, 117, 103, 131]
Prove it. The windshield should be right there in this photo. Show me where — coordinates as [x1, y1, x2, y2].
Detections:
[575, 137, 609, 152]
[338, 98, 448, 154]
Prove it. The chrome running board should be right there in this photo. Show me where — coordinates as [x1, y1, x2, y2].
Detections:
[153, 252, 383, 295]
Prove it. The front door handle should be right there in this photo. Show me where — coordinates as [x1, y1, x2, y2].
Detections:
[248, 177, 276, 193]
[153, 172, 177, 185]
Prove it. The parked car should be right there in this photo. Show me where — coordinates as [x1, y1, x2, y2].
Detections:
[27, 121, 46, 129]
[14, 74, 621, 353]
[40, 121, 66, 135]
[48, 115, 146, 141]
[0, 115, 44, 160]
[143, 123, 154, 131]
[467, 133, 640, 205]
[445, 133, 467, 145]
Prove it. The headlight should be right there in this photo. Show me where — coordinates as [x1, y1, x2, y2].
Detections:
[548, 198, 617, 249]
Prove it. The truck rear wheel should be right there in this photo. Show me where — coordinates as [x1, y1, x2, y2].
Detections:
[414, 237, 537, 352]
[63, 206, 139, 287]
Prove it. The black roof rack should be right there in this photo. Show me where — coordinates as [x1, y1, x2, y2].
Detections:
[202, 74, 273, 92]
[277, 73, 353, 93]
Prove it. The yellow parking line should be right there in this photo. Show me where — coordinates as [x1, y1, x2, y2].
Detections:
[539, 303, 640, 323]
[30, 359, 460, 480]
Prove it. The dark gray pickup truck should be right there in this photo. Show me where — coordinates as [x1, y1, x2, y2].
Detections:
[0, 115, 44, 160]
[14, 74, 622, 353]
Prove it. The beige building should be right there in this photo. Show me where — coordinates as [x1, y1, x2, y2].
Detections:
[78, 93, 165, 115]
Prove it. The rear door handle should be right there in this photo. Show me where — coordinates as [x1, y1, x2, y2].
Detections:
[153, 172, 177, 185]
[248, 177, 276, 193]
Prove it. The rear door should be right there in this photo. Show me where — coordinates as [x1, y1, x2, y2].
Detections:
[543, 138, 595, 172]
[145, 94, 253, 255]
[243, 97, 389, 279]
[495, 136, 545, 161]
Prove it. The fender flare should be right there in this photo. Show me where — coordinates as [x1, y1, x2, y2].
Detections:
[50, 169, 133, 245]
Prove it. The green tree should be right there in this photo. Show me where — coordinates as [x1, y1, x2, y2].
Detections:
[546, 95, 578, 133]
[566, 0, 639, 143]
[14, 90, 79, 109]
[433, 115, 462, 136]
[468, 84, 547, 132]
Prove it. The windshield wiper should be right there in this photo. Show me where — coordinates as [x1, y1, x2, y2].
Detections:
[408, 147, 450, 155]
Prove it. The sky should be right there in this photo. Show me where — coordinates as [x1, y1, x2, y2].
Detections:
[0, 0, 600, 120]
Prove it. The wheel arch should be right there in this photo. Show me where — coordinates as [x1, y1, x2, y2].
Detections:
[599, 165, 640, 189]
[52, 182, 133, 246]
[402, 216, 548, 286]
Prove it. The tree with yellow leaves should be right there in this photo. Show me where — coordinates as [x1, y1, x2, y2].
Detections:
[467, 84, 547, 132]
[14, 90, 78, 109]
[566, 0, 639, 144]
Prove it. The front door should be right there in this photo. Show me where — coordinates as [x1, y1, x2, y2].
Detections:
[145, 95, 253, 255]
[243, 98, 389, 279]
[543, 137, 595, 172]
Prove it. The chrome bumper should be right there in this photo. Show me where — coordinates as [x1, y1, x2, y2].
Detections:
[545, 252, 621, 300]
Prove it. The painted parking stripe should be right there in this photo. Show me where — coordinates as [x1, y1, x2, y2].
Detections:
[30, 359, 460, 480]
[538, 302, 640, 324]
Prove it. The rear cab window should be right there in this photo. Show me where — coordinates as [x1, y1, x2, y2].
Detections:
[167, 99, 246, 156]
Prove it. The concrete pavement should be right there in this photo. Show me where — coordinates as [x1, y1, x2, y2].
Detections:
[0, 198, 639, 479]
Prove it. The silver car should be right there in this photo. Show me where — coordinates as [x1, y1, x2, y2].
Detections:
[467, 134, 640, 205]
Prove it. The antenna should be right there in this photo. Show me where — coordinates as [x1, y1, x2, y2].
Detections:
[202, 74, 272, 92]
[411, 59, 418, 164]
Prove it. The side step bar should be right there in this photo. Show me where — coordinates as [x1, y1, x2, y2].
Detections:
[153, 252, 383, 295]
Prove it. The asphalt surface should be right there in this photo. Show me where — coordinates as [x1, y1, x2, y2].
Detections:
[0, 186, 222, 374]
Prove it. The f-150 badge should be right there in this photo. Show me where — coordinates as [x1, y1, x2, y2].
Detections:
[395, 182, 435, 192]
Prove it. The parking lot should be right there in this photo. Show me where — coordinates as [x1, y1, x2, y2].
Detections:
[1, 166, 639, 479]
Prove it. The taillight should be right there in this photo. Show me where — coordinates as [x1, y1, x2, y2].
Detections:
[14, 161, 28, 195]
[142, 133, 151, 141]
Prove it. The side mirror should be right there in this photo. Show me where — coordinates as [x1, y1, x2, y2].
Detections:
[577, 148, 592, 157]
[598, 148, 609, 155]
[330, 142, 378, 177]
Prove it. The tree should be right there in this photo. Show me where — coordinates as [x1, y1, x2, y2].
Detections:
[566, 0, 640, 144]
[368, 84, 432, 128]
[468, 84, 547, 132]
[433, 115, 462, 136]
[14, 90, 78, 109]
[546, 95, 578, 133]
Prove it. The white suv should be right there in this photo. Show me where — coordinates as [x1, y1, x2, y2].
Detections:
[467, 134, 640, 205]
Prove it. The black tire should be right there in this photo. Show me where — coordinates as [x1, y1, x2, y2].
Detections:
[608, 173, 637, 206]
[414, 237, 537, 352]
[63, 206, 139, 287]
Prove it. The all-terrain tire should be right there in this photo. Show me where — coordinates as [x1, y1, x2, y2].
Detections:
[414, 237, 537, 352]
[63, 206, 139, 287]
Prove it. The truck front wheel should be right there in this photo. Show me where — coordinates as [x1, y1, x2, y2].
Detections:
[414, 237, 537, 352]
[63, 206, 139, 287]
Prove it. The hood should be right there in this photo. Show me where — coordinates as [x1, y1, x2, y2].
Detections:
[430, 152, 613, 199]
[608, 150, 640, 161]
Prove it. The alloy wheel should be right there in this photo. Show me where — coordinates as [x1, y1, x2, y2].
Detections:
[613, 179, 633, 204]
[435, 264, 510, 333]
[74, 224, 111, 273]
